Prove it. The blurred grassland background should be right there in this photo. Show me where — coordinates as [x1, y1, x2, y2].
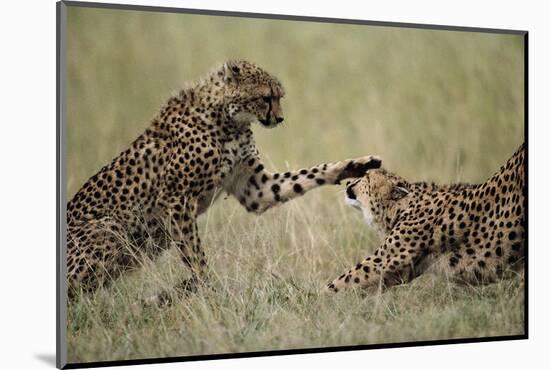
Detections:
[66, 6, 525, 363]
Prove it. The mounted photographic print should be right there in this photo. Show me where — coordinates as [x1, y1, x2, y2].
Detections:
[56, 1, 527, 368]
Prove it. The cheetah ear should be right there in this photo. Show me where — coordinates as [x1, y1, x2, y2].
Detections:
[223, 61, 241, 83]
[391, 183, 410, 201]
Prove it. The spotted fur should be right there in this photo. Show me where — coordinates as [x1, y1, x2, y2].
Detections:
[325, 144, 525, 293]
[66, 60, 382, 297]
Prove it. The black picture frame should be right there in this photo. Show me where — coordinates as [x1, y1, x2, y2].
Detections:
[57, 1, 528, 368]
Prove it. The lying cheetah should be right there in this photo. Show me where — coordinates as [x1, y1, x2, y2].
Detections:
[325, 143, 525, 293]
[67, 60, 381, 297]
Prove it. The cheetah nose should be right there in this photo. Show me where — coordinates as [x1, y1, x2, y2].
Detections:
[275, 117, 284, 123]
[346, 186, 356, 200]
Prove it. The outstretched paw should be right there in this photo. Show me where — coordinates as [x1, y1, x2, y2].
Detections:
[335, 155, 382, 184]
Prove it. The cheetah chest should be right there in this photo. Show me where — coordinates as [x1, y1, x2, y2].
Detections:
[195, 134, 254, 214]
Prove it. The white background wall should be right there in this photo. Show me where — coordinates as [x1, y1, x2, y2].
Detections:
[1, 0, 548, 369]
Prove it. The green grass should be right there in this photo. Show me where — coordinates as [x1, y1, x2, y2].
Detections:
[66, 6, 525, 363]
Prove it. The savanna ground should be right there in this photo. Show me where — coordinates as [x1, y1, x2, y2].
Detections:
[65, 6, 525, 363]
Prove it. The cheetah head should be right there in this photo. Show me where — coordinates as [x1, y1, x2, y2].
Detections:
[221, 60, 285, 129]
[345, 169, 411, 233]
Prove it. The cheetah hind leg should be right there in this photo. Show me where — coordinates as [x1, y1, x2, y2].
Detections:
[67, 218, 139, 300]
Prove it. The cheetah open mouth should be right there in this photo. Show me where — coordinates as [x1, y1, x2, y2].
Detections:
[345, 196, 363, 211]
[258, 118, 280, 129]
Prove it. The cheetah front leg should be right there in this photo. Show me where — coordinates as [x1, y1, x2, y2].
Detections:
[147, 197, 208, 304]
[325, 229, 430, 293]
[230, 155, 382, 213]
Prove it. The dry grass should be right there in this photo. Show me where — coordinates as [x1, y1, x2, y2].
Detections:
[65, 6, 525, 363]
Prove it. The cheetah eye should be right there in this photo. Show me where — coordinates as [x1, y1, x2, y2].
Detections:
[262, 96, 272, 103]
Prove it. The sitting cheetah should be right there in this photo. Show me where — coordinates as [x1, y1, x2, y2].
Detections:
[325, 143, 525, 293]
[67, 60, 381, 297]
